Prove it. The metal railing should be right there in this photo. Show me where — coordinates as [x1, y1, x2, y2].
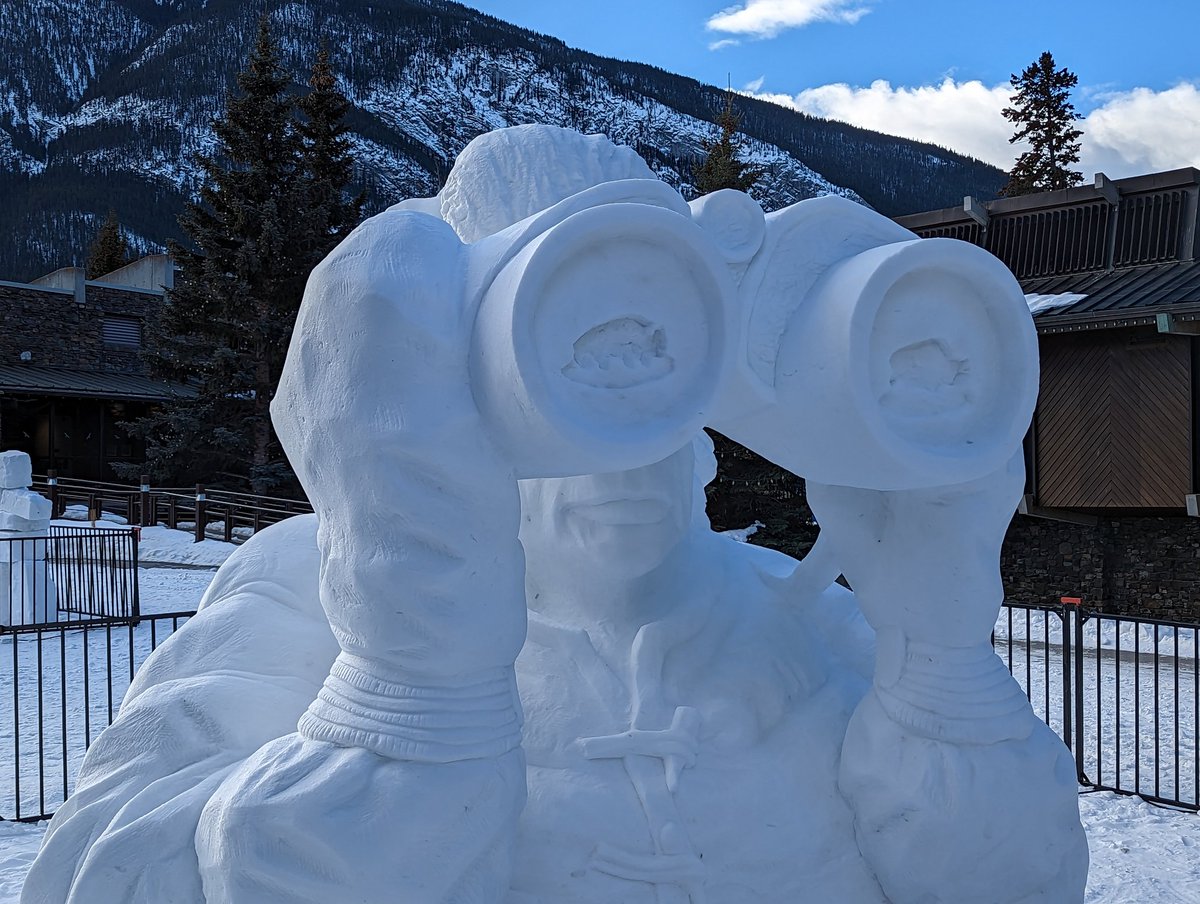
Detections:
[1, 611, 193, 821]
[32, 473, 312, 544]
[2, 527, 139, 627]
[995, 600, 1199, 811]
[4, 594, 1194, 821]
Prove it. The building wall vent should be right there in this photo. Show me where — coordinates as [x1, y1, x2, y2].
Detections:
[1114, 190, 1186, 267]
[102, 315, 142, 348]
[986, 201, 1112, 279]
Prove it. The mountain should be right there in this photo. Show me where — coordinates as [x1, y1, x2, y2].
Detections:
[0, 0, 1007, 281]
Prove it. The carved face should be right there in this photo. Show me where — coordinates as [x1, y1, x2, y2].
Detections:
[518, 443, 695, 581]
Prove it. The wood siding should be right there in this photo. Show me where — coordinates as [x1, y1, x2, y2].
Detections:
[1036, 330, 1192, 509]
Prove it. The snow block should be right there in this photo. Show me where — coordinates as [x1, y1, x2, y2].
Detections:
[0, 559, 56, 626]
[0, 511, 49, 532]
[0, 533, 48, 563]
[0, 450, 33, 489]
[0, 487, 52, 521]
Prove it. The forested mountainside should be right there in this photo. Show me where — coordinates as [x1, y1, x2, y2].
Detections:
[0, 0, 1007, 281]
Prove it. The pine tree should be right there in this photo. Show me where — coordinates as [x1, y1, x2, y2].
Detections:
[85, 210, 130, 278]
[297, 44, 364, 254]
[692, 95, 813, 557]
[1000, 52, 1084, 197]
[692, 92, 764, 196]
[130, 17, 311, 494]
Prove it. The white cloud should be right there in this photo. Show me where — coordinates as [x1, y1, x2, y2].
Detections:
[1082, 84, 1200, 176]
[751, 78, 1014, 165]
[744, 75, 766, 92]
[745, 78, 1200, 179]
[707, 1, 872, 39]
[708, 38, 740, 50]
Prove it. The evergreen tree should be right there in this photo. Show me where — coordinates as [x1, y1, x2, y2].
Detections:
[130, 18, 312, 494]
[85, 210, 130, 278]
[692, 96, 813, 557]
[297, 44, 365, 253]
[1000, 52, 1084, 197]
[692, 92, 764, 196]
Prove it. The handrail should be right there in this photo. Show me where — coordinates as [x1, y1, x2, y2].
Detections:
[30, 473, 313, 544]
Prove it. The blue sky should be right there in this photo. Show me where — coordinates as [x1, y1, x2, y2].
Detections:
[460, 1, 1200, 178]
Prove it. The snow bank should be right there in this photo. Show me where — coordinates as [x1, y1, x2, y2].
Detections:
[49, 520, 241, 569]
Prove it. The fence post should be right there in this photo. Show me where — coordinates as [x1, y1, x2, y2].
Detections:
[194, 485, 206, 544]
[46, 469, 59, 518]
[1060, 595, 1089, 785]
[1074, 602, 1089, 786]
[1060, 598, 1075, 755]
[139, 475, 151, 528]
[131, 527, 141, 622]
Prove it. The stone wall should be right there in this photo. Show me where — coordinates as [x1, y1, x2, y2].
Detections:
[0, 281, 161, 373]
[1001, 514, 1200, 622]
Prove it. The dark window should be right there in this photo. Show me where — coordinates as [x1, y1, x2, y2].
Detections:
[102, 315, 142, 348]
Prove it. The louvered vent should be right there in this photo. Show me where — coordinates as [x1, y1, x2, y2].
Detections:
[102, 315, 142, 347]
[986, 202, 1112, 279]
[1114, 191, 1186, 266]
[911, 222, 983, 245]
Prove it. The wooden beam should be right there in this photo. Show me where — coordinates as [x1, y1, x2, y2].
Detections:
[1094, 172, 1121, 206]
[963, 195, 990, 228]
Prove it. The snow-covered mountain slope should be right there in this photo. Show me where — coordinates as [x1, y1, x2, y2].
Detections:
[0, 0, 1006, 280]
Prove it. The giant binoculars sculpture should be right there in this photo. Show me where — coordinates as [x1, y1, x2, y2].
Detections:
[461, 176, 1040, 491]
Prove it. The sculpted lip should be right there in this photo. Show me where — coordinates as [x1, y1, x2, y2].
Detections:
[567, 497, 670, 526]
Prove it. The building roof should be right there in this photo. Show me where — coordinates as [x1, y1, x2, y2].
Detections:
[1024, 260, 1200, 332]
[0, 365, 196, 402]
[895, 167, 1200, 334]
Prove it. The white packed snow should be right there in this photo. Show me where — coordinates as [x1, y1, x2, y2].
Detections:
[1026, 292, 1088, 315]
[48, 519, 239, 569]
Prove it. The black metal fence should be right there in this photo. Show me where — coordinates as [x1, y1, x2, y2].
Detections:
[2, 527, 140, 627]
[3, 596, 1195, 822]
[32, 473, 312, 544]
[995, 600, 1199, 811]
[1, 611, 193, 821]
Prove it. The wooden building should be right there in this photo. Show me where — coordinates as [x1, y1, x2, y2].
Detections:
[0, 256, 192, 481]
[898, 168, 1200, 517]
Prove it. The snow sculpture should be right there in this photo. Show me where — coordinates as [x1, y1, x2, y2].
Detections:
[23, 125, 1087, 904]
[511, 434, 883, 902]
[811, 459, 1088, 903]
[0, 450, 56, 626]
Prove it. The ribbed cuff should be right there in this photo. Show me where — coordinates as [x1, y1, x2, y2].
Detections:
[298, 652, 523, 763]
[873, 631, 1032, 744]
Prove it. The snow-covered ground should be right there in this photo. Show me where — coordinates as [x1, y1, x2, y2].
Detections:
[51, 517, 245, 568]
[995, 608, 1199, 807]
[1, 534, 1198, 900]
[0, 528, 238, 821]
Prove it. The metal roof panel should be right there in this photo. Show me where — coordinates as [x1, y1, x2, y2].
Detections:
[1024, 261, 1200, 324]
[0, 365, 196, 401]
